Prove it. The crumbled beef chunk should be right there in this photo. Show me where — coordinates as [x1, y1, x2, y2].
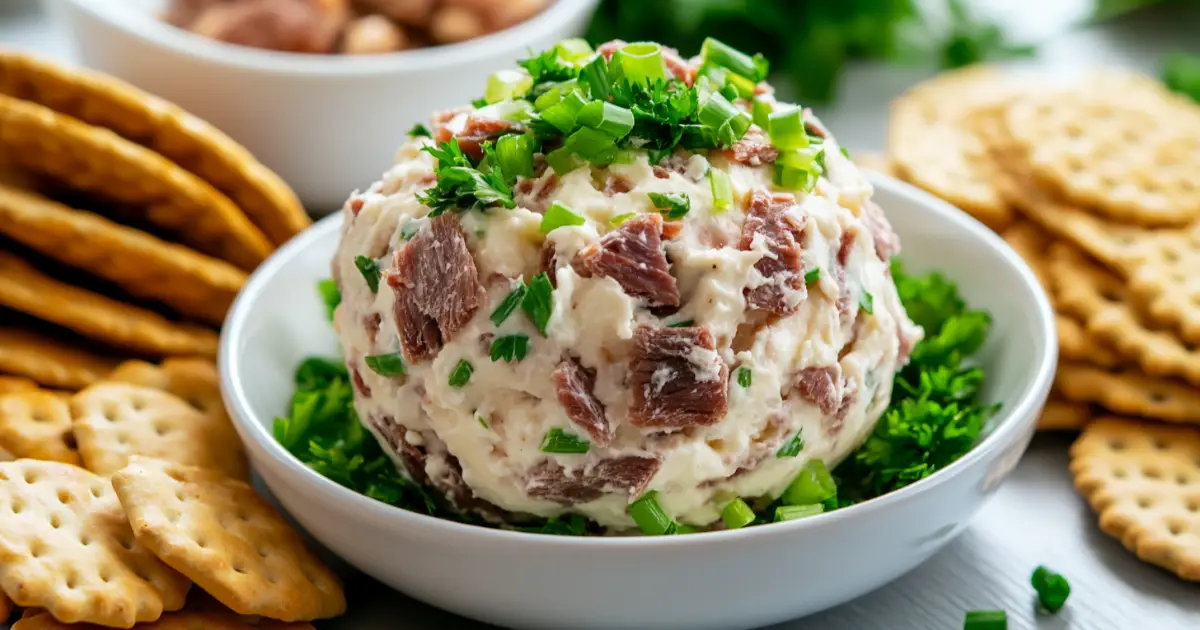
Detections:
[832, 226, 858, 317]
[739, 190, 807, 315]
[804, 109, 829, 139]
[602, 174, 633, 196]
[453, 116, 522, 161]
[431, 107, 471, 144]
[350, 366, 371, 398]
[629, 325, 729, 429]
[552, 357, 613, 446]
[661, 221, 684, 240]
[862, 201, 900, 261]
[572, 214, 680, 307]
[723, 129, 779, 166]
[526, 456, 661, 504]
[364, 313, 382, 344]
[515, 173, 559, 213]
[386, 213, 486, 363]
[793, 365, 842, 416]
[538, 240, 560, 287]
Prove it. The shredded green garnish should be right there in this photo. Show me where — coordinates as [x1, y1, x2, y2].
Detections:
[490, 334, 530, 363]
[859, 291, 874, 315]
[804, 267, 820, 284]
[317, 279, 340, 322]
[667, 319, 695, 328]
[520, 273, 554, 336]
[608, 212, 637, 227]
[364, 353, 405, 377]
[417, 141, 514, 217]
[541, 428, 590, 454]
[776, 431, 804, 458]
[539, 202, 586, 233]
[448, 360, 474, 388]
[490, 280, 528, 327]
[353, 256, 381, 293]
[407, 123, 431, 138]
[648, 192, 691, 220]
[736, 367, 752, 388]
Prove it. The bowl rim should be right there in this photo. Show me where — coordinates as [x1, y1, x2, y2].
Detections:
[57, 0, 601, 76]
[219, 171, 1057, 549]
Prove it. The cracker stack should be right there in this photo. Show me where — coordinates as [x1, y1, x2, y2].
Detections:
[0, 51, 310, 394]
[0, 359, 346, 626]
[886, 67, 1200, 582]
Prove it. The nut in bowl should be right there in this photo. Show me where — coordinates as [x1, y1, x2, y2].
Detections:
[220, 39, 1056, 629]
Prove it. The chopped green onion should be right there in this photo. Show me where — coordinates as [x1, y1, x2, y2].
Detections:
[774, 504, 823, 522]
[648, 192, 690, 220]
[554, 38, 594, 63]
[576, 101, 635, 139]
[736, 367, 752, 388]
[565, 126, 618, 163]
[475, 99, 534, 123]
[721, 498, 756, 529]
[963, 610, 1007, 630]
[697, 92, 752, 146]
[533, 85, 566, 111]
[1031, 566, 1070, 613]
[407, 123, 431, 138]
[448, 359, 473, 388]
[471, 96, 488, 108]
[485, 69, 534, 103]
[628, 490, 674, 535]
[545, 146, 585, 175]
[613, 42, 668, 85]
[776, 431, 804, 458]
[804, 267, 820, 284]
[774, 146, 824, 192]
[582, 54, 611, 102]
[489, 334, 530, 363]
[495, 133, 535, 182]
[700, 37, 769, 83]
[364, 353, 406, 377]
[783, 459, 836, 505]
[400, 220, 422, 240]
[354, 255, 381, 293]
[752, 98, 774, 130]
[860, 291, 874, 315]
[317, 279, 340, 322]
[539, 202, 586, 233]
[478, 415, 489, 429]
[839, 146, 851, 159]
[540, 427, 590, 454]
[491, 280, 528, 327]
[540, 90, 588, 133]
[521, 272, 554, 336]
[608, 212, 636, 227]
[668, 319, 694, 328]
[709, 168, 732, 212]
[768, 107, 810, 151]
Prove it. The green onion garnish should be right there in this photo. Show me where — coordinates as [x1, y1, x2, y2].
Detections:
[364, 353, 406, 377]
[540, 90, 588, 133]
[752, 98, 773, 130]
[776, 431, 804, 458]
[613, 42, 668, 86]
[804, 267, 820, 284]
[783, 459, 836, 506]
[540, 202, 586, 233]
[668, 319, 694, 328]
[521, 272, 554, 336]
[485, 69, 533, 104]
[709, 168, 732, 212]
[1031, 566, 1070, 613]
[565, 126, 619, 164]
[540, 427, 590, 454]
[545, 146, 584, 175]
[354, 255, 381, 293]
[700, 37, 769, 84]
[721, 498, 756, 530]
[774, 504, 823, 522]
[554, 38, 594, 63]
[839, 146, 851, 159]
[963, 610, 1007, 630]
[860, 291, 874, 315]
[697, 92, 752, 146]
[774, 146, 824, 192]
[478, 415, 489, 429]
[608, 212, 636, 227]
[448, 359, 474, 388]
[628, 490, 675, 535]
[400, 220, 422, 240]
[495, 133, 535, 182]
[317, 279, 341, 322]
[736, 367, 752, 388]
[648, 192, 690, 220]
[491, 280, 528, 326]
[407, 123, 431, 138]
[767, 107, 810, 151]
[490, 334, 530, 363]
[576, 101, 635, 139]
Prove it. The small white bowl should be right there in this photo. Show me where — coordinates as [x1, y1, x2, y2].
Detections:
[49, 0, 600, 211]
[219, 173, 1056, 630]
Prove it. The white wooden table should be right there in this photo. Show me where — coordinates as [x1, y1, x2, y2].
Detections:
[2, 1, 1198, 627]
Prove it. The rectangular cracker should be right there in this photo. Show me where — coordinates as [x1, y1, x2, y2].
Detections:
[0, 389, 80, 465]
[0, 326, 120, 391]
[14, 609, 317, 629]
[1055, 361, 1200, 424]
[107, 359, 224, 419]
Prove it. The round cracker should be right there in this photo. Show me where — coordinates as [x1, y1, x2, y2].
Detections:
[0, 182, 245, 327]
[0, 52, 309, 246]
[0, 94, 271, 270]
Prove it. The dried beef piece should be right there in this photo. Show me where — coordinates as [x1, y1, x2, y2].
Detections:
[515, 173, 559, 213]
[793, 365, 842, 416]
[596, 39, 627, 60]
[538, 240, 560, 287]
[369, 414, 429, 486]
[454, 115, 523, 161]
[602, 174, 633, 196]
[804, 109, 829, 139]
[526, 456, 661, 505]
[832, 226, 858, 317]
[738, 190, 807, 315]
[552, 357, 613, 446]
[629, 325, 728, 429]
[572, 214, 680, 307]
[348, 197, 365, 216]
[386, 213, 486, 363]
[364, 312, 382, 344]
[825, 382, 858, 437]
[351, 366, 372, 398]
[722, 129, 779, 166]
[862, 201, 900, 261]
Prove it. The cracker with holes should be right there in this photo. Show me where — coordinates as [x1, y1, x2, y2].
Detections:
[0, 390, 79, 465]
[1038, 396, 1092, 432]
[107, 359, 225, 418]
[1126, 226, 1200, 346]
[1057, 314, 1123, 368]
[71, 383, 247, 480]
[1055, 362, 1200, 424]
[14, 609, 317, 629]
[0, 460, 191, 625]
[111, 458, 346, 622]
[1071, 417, 1200, 581]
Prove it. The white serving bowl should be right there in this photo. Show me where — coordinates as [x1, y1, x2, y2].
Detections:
[48, 0, 600, 211]
[219, 173, 1056, 630]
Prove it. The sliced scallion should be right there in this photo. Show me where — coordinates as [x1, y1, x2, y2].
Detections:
[774, 504, 823, 522]
[700, 37, 769, 83]
[1031, 566, 1070, 613]
[489, 334, 530, 363]
[963, 610, 1007, 630]
[448, 359, 473, 388]
[752, 98, 774, 130]
[859, 291, 874, 315]
[539, 202, 586, 233]
[546, 146, 585, 175]
[709, 167, 733, 212]
[576, 101, 635, 139]
[565, 126, 618, 163]
[768, 107, 810, 151]
[782, 459, 836, 506]
[647, 192, 690, 220]
[521, 272, 554, 336]
[776, 431, 804, 458]
[495, 133, 535, 182]
[721, 498, 756, 530]
[608, 212, 636, 227]
[736, 367, 752, 388]
[490, 280, 528, 326]
[541, 427, 590, 454]
[628, 490, 675, 535]
[554, 38, 594, 63]
[540, 90, 588, 133]
[485, 69, 534, 103]
[698, 92, 751, 146]
[804, 267, 820, 284]
[353, 256, 380, 293]
[364, 353, 405, 377]
[613, 42, 668, 85]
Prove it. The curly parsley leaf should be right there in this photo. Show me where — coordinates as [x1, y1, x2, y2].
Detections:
[417, 141, 515, 217]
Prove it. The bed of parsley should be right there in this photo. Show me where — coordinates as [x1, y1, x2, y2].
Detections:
[276, 263, 995, 536]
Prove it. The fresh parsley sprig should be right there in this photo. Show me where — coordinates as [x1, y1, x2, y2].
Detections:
[417, 140, 515, 217]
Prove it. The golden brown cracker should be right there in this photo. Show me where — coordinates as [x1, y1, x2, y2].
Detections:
[1038, 396, 1092, 431]
[1005, 88, 1200, 227]
[0, 52, 309, 246]
[851, 151, 895, 176]
[0, 390, 80, 465]
[0, 375, 37, 395]
[1001, 219, 1054, 292]
[0, 327, 119, 391]
[0, 590, 10, 623]
[14, 610, 317, 629]
[0, 249, 218, 357]
[1071, 417, 1200, 581]
[112, 458, 346, 622]
[107, 359, 224, 418]
[0, 94, 271, 269]
[1055, 361, 1200, 424]
[71, 383, 247, 480]
[1057, 314, 1122, 369]
[0, 460, 191, 626]
[1125, 226, 1200, 346]
[0, 182, 246, 326]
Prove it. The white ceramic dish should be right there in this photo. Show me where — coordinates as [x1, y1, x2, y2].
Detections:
[219, 172, 1056, 630]
[48, 0, 600, 211]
